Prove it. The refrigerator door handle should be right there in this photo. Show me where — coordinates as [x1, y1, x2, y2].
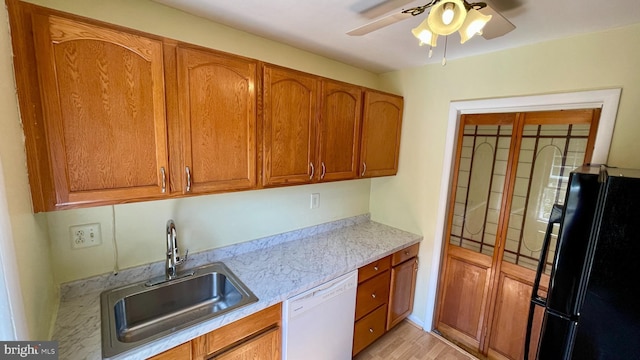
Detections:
[531, 204, 564, 304]
[524, 204, 564, 360]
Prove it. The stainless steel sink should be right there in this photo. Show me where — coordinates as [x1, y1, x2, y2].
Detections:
[100, 262, 258, 358]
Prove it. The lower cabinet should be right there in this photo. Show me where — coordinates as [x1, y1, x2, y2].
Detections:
[387, 243, 420, 330]
[147, 303, 281, 360]
[353, 255, 391, 356]
[352, 243, 420, 356]
[147, 342, 191, 360]
[146, 246, 418, 360]
[353, 303, 388, 355]
[210, 327, 280, 360]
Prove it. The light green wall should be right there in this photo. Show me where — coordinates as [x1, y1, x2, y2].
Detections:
[1, 0, 381, 338]
[17, 0, 381, 285]
[371, 24, 640, 328]
[0, 3, 56, 340]
[5, 0, 640, 340]
[23, 0, 382, 88]
[48, 181, 372, 283]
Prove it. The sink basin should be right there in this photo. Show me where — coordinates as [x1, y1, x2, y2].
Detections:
[101, 262, 258, 358]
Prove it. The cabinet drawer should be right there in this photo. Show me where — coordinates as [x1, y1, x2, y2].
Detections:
[205, 303, 281, 355]
[391, 243, 420, 266]
[353, 304, 387, 356]
[355, 271, 390, 320]
[210, 326, 280, 360]
[147, 342, 190, 360]
[358, 256, 391, 283]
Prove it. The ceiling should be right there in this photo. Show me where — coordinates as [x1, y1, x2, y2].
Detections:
[152, 0, 640, 73]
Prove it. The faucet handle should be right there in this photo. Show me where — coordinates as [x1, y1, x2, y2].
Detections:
[177, 249, 189, 266]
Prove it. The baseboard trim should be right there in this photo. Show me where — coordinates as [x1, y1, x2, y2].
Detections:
[406, 314, 425, 329]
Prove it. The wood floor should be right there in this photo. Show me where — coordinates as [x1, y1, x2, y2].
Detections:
[354, 321, 478, 360]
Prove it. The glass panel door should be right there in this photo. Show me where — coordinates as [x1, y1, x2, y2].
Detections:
[437, 109, 600, 359]
[502, 122, 592, 273]
[449, 124, 512, 256]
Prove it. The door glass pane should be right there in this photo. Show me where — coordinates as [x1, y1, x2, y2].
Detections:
[450, 125, 512, 256]
[502, 123, 591, 273]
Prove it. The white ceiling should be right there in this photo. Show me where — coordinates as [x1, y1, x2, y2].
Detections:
[153, 0, 640, 73]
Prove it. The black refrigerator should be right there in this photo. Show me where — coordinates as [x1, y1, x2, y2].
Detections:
[524, 165, 640, 360]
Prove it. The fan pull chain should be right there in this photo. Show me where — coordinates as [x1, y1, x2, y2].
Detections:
[442, 35, 448, 66]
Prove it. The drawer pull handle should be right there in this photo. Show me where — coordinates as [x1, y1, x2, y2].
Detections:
[185, 166, 192, 192]
[160, 167, 166, 193]
[405, 250, 410, 255]
[369, 328, 374, 333]
[371, 293, 376, 299]
[373, 266, 379, 271]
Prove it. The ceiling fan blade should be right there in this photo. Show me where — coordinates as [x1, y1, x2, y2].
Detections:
[360, 0, 417, 19]
[480, 5, 516, 39]
[485, 0, 523, 12]
[347, 11, 413, 36]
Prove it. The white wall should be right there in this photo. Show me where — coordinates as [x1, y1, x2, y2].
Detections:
[372, 23, 640, 330]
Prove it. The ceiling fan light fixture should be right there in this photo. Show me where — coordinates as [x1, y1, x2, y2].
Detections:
[459, 9, 492, 44]
[428, 0, 467, 36]
[441, 3, 455, 25]
[412, 17, 439, 47]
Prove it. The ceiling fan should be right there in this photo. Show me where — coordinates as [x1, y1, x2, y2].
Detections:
[348, 0, 516, 44]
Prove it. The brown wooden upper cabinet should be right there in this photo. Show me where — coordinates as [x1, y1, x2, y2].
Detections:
[8, 1, 404, 212]
[262, 65, 319, 186]
[262, 66, 365, 186]
[174, 45, 257, 194]
[31, 13, 170, 210]
[318, 80, 363, 182]
[360, 91, 403, 178]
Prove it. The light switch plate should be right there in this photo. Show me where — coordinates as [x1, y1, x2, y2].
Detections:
[70, 223, 102, 249]
[310, 193, 320, 209]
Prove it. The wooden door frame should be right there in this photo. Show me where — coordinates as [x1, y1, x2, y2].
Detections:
[421, 88, 621, 331]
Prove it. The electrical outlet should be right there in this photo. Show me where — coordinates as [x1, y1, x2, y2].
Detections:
[310, 193, 320, 209]
[70, 223, 102, 249]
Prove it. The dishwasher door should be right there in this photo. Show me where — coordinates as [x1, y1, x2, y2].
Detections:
[283, 270, 358, 360]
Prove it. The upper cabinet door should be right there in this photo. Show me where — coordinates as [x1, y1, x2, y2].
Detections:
[262, 65, 319, 186]
[318, 80, 362, 182]
[360, 91, 403, 178]
[176, 46, 257, 194]
[32, 14, 169, 208]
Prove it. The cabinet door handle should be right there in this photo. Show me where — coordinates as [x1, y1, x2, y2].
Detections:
[361, 162, 367, 177]
[369, 328, 374, 333]
[160, 167, 166, 193]
[185, 166, 192, 193]
[320, 162, 326, 179]
[371, 293, 376, 299]
[309, 162, 315, 180]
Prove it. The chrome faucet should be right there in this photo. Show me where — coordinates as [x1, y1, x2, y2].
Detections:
[166, 219, 188, 280]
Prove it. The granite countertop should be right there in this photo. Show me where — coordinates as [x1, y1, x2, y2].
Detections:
[52, 215, 422, 359]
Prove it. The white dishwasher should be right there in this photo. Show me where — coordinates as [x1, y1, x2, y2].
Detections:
[283, 270, 358, 360]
